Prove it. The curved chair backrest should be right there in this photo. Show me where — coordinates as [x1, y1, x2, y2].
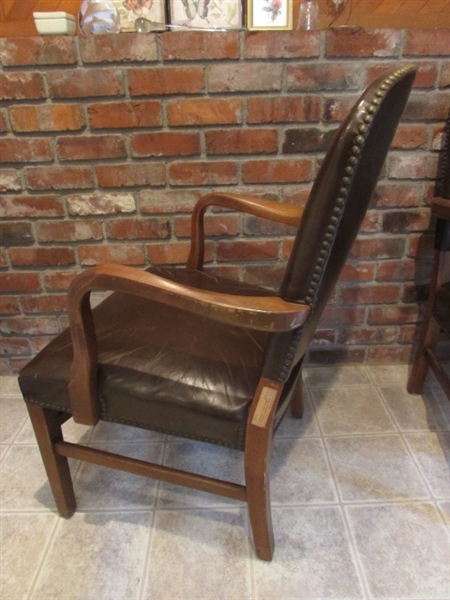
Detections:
[264, 66, 416, 383]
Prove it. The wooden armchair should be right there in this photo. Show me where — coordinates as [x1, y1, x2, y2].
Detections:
[19, 66, 416, 560]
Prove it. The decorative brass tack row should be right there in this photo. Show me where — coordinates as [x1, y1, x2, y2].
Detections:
[102, 410, 245, 449]
[300, 66, 414, 308]
[279, 325, 304, 380]
[276, 66, 415, 383]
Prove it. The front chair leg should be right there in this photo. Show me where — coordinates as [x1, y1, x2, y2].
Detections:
[244, 423, 274, 561]
[244, 379, 282, 561]
[27, 404, 76, 518]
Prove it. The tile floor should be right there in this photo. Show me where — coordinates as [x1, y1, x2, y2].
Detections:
[1, 364, 449, 600]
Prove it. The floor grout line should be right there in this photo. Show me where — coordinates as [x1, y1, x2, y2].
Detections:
[137, 507, 158, 600]
[1, 368, 449, 600]
[339, 502, 372, 600]
[25, 515, 60, 600]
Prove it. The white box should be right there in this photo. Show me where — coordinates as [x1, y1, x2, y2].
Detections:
[33, 12, 77, 36]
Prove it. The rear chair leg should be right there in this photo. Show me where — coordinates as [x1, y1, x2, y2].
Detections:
[408, 315, 441, 393]
[290, 375, 304, 419]
[27, 404, 76, 518]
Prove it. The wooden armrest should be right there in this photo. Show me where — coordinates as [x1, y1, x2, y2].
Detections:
[68, 264, 310, 425]
[187, 192, 304, 270]
[432, 197, 450, 221]
[69, 264, 309, 333]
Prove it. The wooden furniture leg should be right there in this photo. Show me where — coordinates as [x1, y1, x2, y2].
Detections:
[290, 375, 304, 419]
[244, 379, 281, 561]
[244, 425, 275, 561]
[27, 404, 76, 517]
[408, 314, 442, 393]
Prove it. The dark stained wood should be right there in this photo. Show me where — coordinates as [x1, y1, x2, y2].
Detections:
[27, 404, 77, 518]
[424, 347, 450, 399]
[244, 377, 282, 561]
[187, 192, 303, 270]
[429, 197, 450, 294]
[408, 198, 450, 398]
[290, 375, 304, 419]
[69, 264, 310, 335]
[68, 285, 99, 426]
[433, 197, 450, 222]
[56, 441, 247, 501]
[28, 372, 290, 560]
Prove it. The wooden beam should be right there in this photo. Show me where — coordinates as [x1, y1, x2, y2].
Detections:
[55, 441, 248, 502]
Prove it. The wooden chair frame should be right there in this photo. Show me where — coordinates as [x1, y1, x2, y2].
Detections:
[27, 192, 309, 561]
[408, 197, 450, 399]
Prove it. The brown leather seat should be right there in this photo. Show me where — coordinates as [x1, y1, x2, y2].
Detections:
[21, 266, 274, 449]
[19, 66, 417, 561]
[408, 197, 450, 399]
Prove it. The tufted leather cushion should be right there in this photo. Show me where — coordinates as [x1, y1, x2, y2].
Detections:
[19, 267, 274, 449]
[435, 282, 450, 338]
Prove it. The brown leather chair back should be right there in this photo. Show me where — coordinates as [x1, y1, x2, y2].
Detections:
[263, 66, 417, 385]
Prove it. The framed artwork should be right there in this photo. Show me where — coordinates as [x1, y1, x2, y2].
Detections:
[169, 0, 242, 30]
[247, 0, 293, 30]
[112, 0, 167, 32]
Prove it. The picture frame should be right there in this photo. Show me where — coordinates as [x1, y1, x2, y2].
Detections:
[112, 0, 167, 32]
[169, 0, 242, 30]
[247, 0, 293, 30]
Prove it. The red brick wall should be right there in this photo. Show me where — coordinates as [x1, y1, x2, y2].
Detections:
[1, 28, 449, 374]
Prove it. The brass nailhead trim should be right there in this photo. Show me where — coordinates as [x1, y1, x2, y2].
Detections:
[298, 66, 415, 309]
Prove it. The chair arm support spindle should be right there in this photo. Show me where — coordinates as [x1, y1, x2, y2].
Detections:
[187, 192, 304, 270]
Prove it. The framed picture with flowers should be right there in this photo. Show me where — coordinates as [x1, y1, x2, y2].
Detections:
[247, 0, 293, 29]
